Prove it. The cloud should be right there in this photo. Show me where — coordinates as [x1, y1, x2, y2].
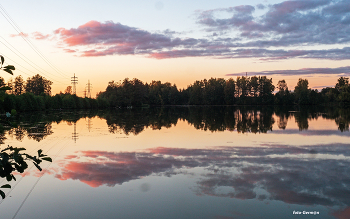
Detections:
[55, 150, 196, 187]
[63, 48, 76, 53]
[272, 129, 350, 136]
[196, 0, 347, 46]
[52, 20, 206, 57]
[32, 32, 51, 40]
[149, 47, 350, 60]
[32, 0, 350, 61]
[227, 66, 350, 77]
[9, 32, 28, 38]
[193, 0, 350, 58]
[10, 31, 52, 40]
[196, 5, 255, 33]
[52, 143, 350, 207]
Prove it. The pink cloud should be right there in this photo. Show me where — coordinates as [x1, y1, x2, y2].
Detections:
[51, 20, 207, 57]
[63, 48, 77, 53]
[54, 20, 171, 48]
[29, 0, 350, 61]
[32, 31, 51, 40]
[9, 32, 28, 37]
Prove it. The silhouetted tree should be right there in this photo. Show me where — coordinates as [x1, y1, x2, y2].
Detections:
[258, 76, 275, 104]
[224, 78, 235, 105]
[236, 76, 249, 98]
[335, 77, 349, 92]
[275, 79, 291, 105]
[188, 80, 204, 105]
[0, 77, 5, 87]
[250, 76, 259, 97]
[277, 80, 288, 94]
[13, 75, 25, 95]
[64, 86, 72, 94]
[25, 74, 52, 95]
[203, 78, 225, 105]
[6, 78, 13, 94]
[294, 78, 310, 105]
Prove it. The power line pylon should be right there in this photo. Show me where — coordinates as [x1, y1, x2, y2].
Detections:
[83, 88, 87, 98]
[71, 73, 78, 95]
[72, 122, 79, 143]
[86, 118, 92, 132]
[86, 80, 92, 98]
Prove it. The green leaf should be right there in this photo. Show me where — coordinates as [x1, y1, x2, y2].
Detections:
[3, 65, 15, 75]
[16, 148, 26, 151]
[41, 157, 52, 162]
[0, 190, 5, 199]
[3, 68, 13, 75]
[1, 184, 11, 189]
[14, 164, 24, 173]
[33, 162, 42, 171]
[4, 65, 15, 70]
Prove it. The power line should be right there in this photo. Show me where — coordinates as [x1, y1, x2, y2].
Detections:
[1, 54, 40, 77]
[12, 140, 70, 219]
[0, 3, 70, 79]
[1, 54, 67, 84]
[0, 4, 68, 78]
[0, 139, 63, 205]
[0, 38, 68, 83]
[0, 36, 68, 79]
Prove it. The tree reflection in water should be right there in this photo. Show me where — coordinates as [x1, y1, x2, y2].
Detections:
[1, 106, 350, 140]
[1, 107, 350, 217]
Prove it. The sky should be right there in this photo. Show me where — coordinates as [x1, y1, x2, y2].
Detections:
[1, 0, 350, 96]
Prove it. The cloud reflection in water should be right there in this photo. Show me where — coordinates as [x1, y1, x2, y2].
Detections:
[54, 143, 350, 209]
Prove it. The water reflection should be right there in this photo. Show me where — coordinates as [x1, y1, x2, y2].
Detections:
[1, 107, 350, 141]
[1, 107, 350, 219]
[7, 123, 53, 142]
[55, 143, 350, 209]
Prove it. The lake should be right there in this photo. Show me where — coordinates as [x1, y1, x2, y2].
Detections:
[0, 106, 349, 219]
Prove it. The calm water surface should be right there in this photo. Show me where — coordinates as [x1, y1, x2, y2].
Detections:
[0, 107, 349, 219]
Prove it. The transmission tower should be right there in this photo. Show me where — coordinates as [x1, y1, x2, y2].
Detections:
[72, 122, 79, 143]
[71, 73, 78, 95]
[86, 80, 92, 98]
[83, 88, 87, 98]
[86, 118, 93, 132]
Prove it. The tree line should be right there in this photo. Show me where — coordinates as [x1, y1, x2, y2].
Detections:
[1, 74, 350, 112]
[0, 74, 108, 112]
[96, 76, 350, 107]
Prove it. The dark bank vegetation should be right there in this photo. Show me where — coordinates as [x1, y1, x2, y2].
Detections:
[1, 74, 350, 113]
[97, 76, 350, 107]
[0, 56, 51, 200]
[0, 74, 107, 112]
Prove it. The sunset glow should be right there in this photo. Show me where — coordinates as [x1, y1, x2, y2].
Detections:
[1, 0, 349, 96]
